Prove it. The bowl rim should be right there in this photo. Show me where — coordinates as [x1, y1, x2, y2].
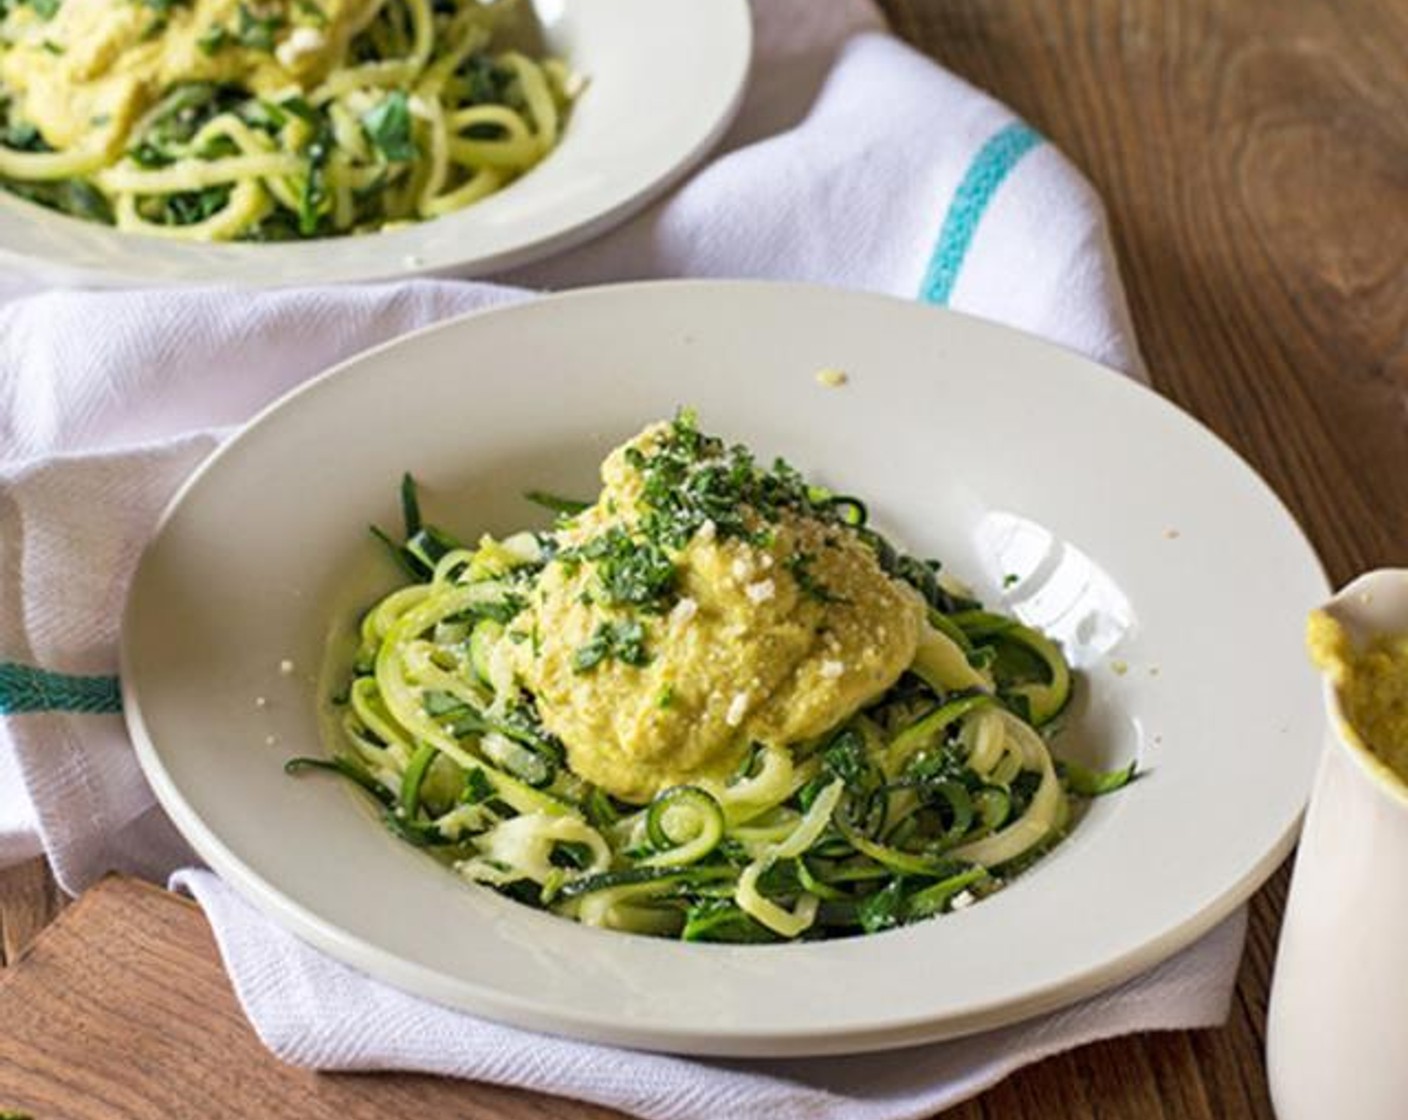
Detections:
[0, 0, 754, 288]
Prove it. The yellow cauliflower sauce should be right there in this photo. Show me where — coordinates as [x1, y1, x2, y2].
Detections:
[296, 412, 1135, 942]
[516, 424, 926, 802]
[1, 0, 372, 152]
[0, 0, 574, 239]
[1308, 610, 1408, 786]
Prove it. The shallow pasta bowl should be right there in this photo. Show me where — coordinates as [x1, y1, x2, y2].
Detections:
[121, 281, 1327, 1056]
[0, 0, 750, 288]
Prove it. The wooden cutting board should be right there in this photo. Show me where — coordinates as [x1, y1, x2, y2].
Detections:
[0, 875, 1275, 1119]
[0, 877, 620, 1120]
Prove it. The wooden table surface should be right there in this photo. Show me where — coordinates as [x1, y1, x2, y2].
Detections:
[3, 0, 1405, 1116]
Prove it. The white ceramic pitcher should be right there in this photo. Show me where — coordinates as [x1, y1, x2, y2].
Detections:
[1267, 569, 1408, 1119]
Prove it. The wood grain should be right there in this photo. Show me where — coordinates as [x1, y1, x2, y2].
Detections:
[0, 878, 623, 1120]
[0, 856, 64, 966]
[3, 0, 1404, 1115]
[877, 0, 1408, 589]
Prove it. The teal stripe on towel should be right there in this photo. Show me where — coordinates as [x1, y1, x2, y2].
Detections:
[0, 662, 122, 715]
[919, 121, 1044, 306]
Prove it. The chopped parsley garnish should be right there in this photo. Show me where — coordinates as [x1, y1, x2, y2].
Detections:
[556, 410, 853, 620]
[236, 1, 283, 50]
[626, 409, 820, 549]
[19, 0, 58, 20]
[294, 0, 327, 25]
[156, 184, 233, 226]
[136, 0, 190, 38]
[461, 53, 514, 105]
[785, 551, 846, 604]
[573, 619, 650, 673]
[361, 91, 416, 162]
[461, 767, 495, 805]
[1, 112, 45, 153]
[564, 525, 675, 609]
[544, 411, 971, 667]
[856, 878, 907, 934]
[297, 113, 334, 235]
[277, 95, 320, 125]
[819, 726, 868, 787]
[197, 24, 230, 54]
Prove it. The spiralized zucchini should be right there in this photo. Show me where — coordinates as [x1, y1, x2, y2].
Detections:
[0, 0, 574, 240]
[290, 418, 1135, 942]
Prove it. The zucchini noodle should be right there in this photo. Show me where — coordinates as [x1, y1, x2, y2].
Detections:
[0, 0, 575, 240]
[290, 414, 1136, 942]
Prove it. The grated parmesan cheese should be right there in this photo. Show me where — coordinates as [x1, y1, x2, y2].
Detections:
[745, 579, 776, 604]
[275, 26, 326, 69]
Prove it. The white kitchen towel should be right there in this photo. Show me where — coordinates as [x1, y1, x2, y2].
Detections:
[177, 867, 1245, 1120]
[0, 1, 1235, 1115]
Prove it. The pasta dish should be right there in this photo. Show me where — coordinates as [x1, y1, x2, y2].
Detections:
[292, 413, 1133, 941]
[0, 0, 573, 240]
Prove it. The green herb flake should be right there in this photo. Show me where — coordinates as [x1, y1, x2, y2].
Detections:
[294, 0, 327, 25]
[277, 95, 320, 124]
[197, 24, 230, 54]
[785, 552, 846, 604]
[567, 525, 676, 609]
[857, 878, 908, 934]
[151, 184, 231, 226]
[820, 726, 868, 787]
[1, 114, 44, 152]
[361, 90, 416, 162]
[557, 410, 880, 619]
[296, 116, 333, 235]
[236, 1, 283, 49]
[573, 619, 650, 673]
[461, 767, 495, 805]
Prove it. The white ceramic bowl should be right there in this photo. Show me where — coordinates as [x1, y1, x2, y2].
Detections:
[0, 0, 751, 288]
[122, 281, 1328, 1056]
